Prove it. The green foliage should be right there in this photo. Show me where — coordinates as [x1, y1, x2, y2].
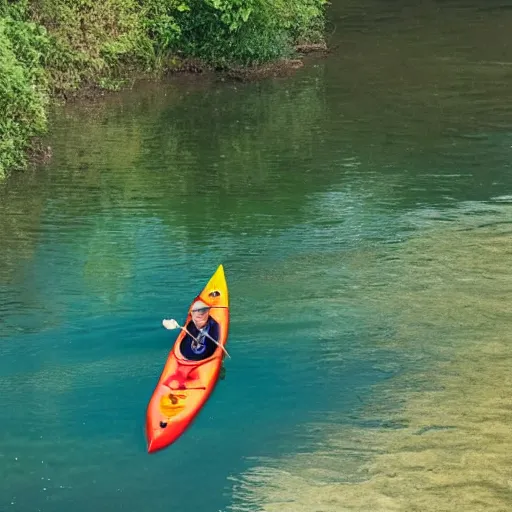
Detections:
[140, 0, 186, 57]
[28, 0, 144, 92]
[0, 6, 49, 177]
[174, 0, 326, 67]
[173, 0, 284, 67]
[275, 0, 327, 44]
[24, 0, 327, 88]
[0, 0, 28, 20]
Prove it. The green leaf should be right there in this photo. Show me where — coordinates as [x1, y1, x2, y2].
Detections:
[240, 7, 252, 23]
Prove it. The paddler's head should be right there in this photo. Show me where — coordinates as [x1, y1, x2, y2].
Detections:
[190, 300, 210, 329]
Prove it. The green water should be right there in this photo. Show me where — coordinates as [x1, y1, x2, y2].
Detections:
[1, 1, 512, 511]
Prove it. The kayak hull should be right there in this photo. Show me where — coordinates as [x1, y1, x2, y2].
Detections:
[145, 265, 229, 453]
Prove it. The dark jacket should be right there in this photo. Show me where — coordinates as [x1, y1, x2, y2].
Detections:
[179, 316, 220, 361]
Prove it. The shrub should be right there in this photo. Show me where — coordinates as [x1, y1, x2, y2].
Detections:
[0, 5, 49, 177]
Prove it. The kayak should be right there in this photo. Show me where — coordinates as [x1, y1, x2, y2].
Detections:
[145, 265, 230, 453]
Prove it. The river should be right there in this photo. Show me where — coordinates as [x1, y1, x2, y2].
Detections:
[0, 1, 511, 511]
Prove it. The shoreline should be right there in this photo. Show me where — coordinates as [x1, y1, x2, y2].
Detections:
[51, 41, 330, 103]
[1, 0, 330, 179]
[25, 43, 330, 170]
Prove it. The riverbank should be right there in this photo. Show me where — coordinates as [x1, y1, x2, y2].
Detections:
[0, 0, 328, 179]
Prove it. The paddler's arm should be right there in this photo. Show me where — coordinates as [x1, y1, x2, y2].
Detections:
[162, 319, 199, 343]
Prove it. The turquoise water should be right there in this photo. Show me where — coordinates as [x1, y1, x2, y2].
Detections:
[1, 1, 512, 511]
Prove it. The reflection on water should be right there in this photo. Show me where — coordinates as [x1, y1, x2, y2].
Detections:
[230, 203, 512, 511]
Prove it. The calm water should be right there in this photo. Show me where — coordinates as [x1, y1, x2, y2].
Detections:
[1, 1, 512, 511]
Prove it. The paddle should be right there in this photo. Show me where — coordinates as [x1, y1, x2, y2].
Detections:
[162, 318, 231, 359]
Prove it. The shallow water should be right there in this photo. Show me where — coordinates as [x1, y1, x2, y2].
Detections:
[1, 0, 512, 510]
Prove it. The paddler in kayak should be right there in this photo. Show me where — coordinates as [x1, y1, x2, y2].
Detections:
[164, 300, 220, 361]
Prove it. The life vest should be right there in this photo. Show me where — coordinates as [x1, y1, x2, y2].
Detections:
[180, 317, 219, 361]
[191, 324, 211, 355]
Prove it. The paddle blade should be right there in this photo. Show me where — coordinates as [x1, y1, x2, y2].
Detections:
[163, 319, 180, 330]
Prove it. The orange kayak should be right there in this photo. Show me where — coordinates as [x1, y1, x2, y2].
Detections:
[145, 265, 230, 453]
